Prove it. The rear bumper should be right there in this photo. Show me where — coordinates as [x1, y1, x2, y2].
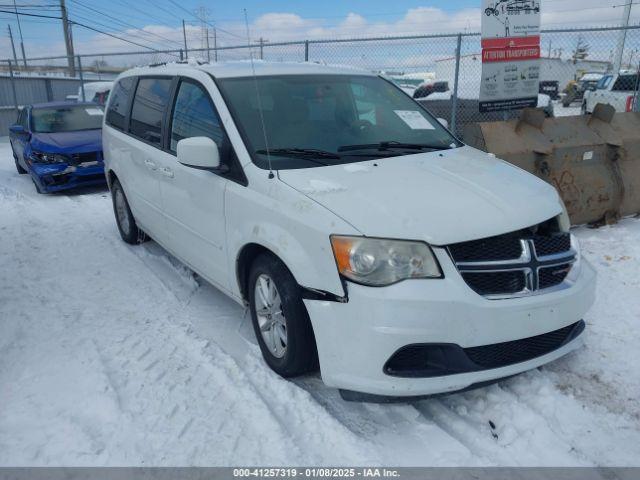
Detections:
[305, 249, 596, 397]
[30, 162, 106, 193]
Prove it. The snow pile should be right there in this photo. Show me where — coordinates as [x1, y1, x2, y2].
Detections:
[0, 137, 639, 466]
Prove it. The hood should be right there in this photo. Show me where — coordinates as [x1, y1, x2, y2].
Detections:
[278, 146, 562, 246]
[31, 129, 102, 153]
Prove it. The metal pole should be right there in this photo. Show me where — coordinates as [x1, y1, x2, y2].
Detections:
[7, 24, 18, 66]
[12, 0, 27, 68]
[259, 37, 264, 60]
[205, 26, 210, 62]
[451, 34, 462, 135]
[182, 19, 188, 59]
[77, 55, 85, 102]
[60, 0, 75, 76]
[213, 28, 218, 62]
[304, 40, 309, 62]
[8, 59, 19, 113]
[614, 3, 633, 72]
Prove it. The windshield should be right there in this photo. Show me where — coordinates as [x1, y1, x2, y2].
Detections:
[217, 74, 460, 169]
[31, 105, 104, 133]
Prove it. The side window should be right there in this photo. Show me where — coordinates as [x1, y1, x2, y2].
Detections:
[597, 75, 612, 90]
[130, 77, 172, 147]
[169, 81, 223, 152]
[612, 75, 638, 92]
[106, 77, 135, 130]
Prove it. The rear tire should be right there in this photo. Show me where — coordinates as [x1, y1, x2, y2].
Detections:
[248, 253, 319, 377]
[111, 178, 146, 244]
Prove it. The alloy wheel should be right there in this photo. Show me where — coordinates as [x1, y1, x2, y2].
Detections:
[254, 274, 288, 358]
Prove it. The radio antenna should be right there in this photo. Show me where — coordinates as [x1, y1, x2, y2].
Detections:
[244, 9, 274, 179]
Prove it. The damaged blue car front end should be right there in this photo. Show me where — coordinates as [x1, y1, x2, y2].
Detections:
[27, 129, 105, 193]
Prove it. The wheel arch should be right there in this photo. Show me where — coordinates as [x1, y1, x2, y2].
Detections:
[235, 241, 345, 305]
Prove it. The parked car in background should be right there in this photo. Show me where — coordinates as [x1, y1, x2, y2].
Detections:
[413, 81, 449, 99]
[9, 102, 106, 193]
[78, 81, 114, 105]
[583, 72, 639, 114]
[539, 80, 559, 100]
[562, 73, 603, 107]
[417, 84, 553, 137]
[103, 62, 595, 400]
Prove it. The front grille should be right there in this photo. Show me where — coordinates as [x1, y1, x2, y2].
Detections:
[538, 263, 572, 289]
[533, 234, 571, 257]
[447, 221, 575, 298]
[448, 235, 523, 262]
[461, 270, 526, 296]
[464, 321, 582, 369]
[384, 320, 585, 378]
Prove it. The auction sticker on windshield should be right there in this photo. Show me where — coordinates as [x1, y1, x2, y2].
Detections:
[394, 110, 435, 129]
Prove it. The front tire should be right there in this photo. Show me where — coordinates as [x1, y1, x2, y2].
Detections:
[248, 253, 319, 377]
[111, 178, 146, 244]
[10, 143, 27, 174]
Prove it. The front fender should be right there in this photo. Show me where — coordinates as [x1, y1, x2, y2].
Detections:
[224, 164, 361, 299]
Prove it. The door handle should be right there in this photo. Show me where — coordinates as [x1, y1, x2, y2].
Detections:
[160, 167, 174, 178]
[144, 159, 157, 170]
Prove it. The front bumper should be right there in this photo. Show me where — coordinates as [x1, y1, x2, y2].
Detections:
[304, 248, 596, 397]
[30, 161, 106, 193]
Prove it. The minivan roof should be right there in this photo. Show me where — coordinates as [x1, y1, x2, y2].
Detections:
[119, 60, 376, 80]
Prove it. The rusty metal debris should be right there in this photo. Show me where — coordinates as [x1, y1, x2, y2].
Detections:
[464, 105, 640, 226]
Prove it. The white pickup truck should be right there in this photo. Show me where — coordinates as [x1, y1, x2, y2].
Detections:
[583, 72, 639, 114]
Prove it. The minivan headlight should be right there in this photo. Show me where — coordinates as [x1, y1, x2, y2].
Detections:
[330, 235, 443, 286]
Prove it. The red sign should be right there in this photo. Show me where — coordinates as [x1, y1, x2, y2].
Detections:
[481, 35, 541, 49]
[482, 45, 541, 63]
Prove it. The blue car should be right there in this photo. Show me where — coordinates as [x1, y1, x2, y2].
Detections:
[9, 101, 106, 193]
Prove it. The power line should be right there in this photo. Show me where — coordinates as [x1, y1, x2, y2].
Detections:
[68, 0, 183, 48]
[67, 2, 183, 49]
[0, 8, 178, 53]
[165, 0, 245, 40]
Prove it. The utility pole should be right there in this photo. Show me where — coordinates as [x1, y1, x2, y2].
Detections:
[614, 1, 633, 73]
[7, 24, 19, 66]
[258, 37, 267, 60]
[12, 0, 27, 68]
[205, 27, 210, 62]
[60, 0, 76, 76]
[213, 27, 217, 62]
[182, 19, 188, 59]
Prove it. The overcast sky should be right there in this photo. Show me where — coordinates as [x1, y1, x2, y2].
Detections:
[0, 0, 638, 61]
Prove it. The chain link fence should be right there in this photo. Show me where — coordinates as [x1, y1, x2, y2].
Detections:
[2, 25, 639, 137]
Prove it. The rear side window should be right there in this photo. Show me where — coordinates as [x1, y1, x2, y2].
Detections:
[612, 75, 639, 92]
[130, 77, 173, 147]
[106, 77, 135, 130]
[169, 81, 223, 152]
[596, 76, 612, 90]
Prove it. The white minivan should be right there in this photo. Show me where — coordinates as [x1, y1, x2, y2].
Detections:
[102, 61, 596, 399]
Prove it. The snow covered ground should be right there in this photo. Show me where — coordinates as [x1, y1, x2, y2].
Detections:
[1, 137, 639, 466]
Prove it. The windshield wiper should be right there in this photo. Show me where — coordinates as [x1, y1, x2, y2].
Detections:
[256, 148, 341, 160]
[338, 141, 453, 153]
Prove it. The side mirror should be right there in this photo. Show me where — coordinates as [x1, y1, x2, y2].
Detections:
[177, 137, 225, 171]
[9, 124, 27, 136]
[437, 118, 449, 129]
